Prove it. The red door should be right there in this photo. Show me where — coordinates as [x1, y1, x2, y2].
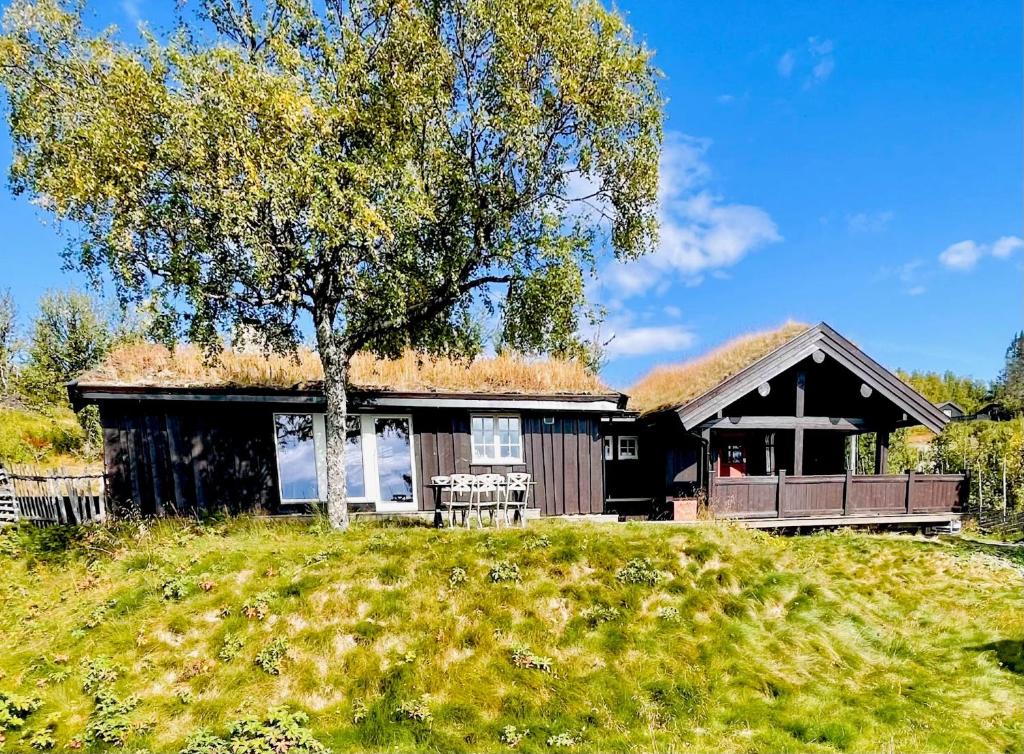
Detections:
[719, 443, 747, 477]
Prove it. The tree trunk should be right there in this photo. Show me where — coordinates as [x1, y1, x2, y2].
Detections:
[315, 314, 350, 530]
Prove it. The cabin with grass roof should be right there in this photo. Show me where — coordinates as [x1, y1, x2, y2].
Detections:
[67, 322, 967, 527]
[608, 322, 967, 525]
[68, 345, 625, 519]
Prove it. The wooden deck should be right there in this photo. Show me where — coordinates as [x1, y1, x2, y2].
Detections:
[710, 472, 967, 524]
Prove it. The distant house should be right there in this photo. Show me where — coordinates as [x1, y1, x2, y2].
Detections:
[970, 401, 1013, 422]
[69, 322, 966, 526]
[937, 401, 965, 420]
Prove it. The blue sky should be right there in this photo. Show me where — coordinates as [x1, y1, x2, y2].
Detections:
[0, 0, 1020, 391]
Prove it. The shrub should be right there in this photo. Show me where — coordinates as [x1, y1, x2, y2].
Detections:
[255, 638, 289, 675]
[86, 688, 139, 746]
[162, 576, 189, 601]
[0, 691, 42, 731]
[27, 725, 56, 750]
[242, 591, 275, 620]
[395, 697, 432, 724]
[81, 657, 120, 693]
[500, 724, 529, 747]
[180, 729, 230, 754]
[581, 605, 621, 628]
[218, 633, 245, 663]
[510, 647, 552, 673]
[183, 708, 326, 754]
[656, 606, 680, 622]
[616, 558, 663, 586]
[547, 730, 581, 748]
[525, 535, 551, 551]
[448, 566, 468, 587]
[489, 561, 521, 583]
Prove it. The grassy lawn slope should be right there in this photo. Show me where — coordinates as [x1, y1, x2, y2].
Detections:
[1, 519, 1023, 752]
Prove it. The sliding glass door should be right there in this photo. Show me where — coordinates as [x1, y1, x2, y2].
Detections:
[272, 413, 416, 510]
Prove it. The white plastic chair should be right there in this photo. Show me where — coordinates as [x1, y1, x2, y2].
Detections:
[446, 474, 475, 527]
[469, 474, 503, 527]
[503, 473, 531, 527]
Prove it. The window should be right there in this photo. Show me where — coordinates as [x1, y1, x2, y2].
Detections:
[726, 444, 745, 463]
[603, 436, 614, 460]
[274, 414, 319, 501]
[345, 416, 366, 499]
[272, 413, 416, 509]
[471, 414, 523, 463]
[618, 436, 639, 460]
[374, 417, 414, 503]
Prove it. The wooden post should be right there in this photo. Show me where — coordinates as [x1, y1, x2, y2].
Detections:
[848, 434, 858, 473]
[843, 470, 852, 515]
[793, 372, 806, 476]
[777, 470, 786, 518]
[875, 429, 890, 475]
[905, 471, 914, 514]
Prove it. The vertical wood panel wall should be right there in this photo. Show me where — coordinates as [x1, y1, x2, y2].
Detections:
[413, 410, 605, 516]
[99, 402, 608, 518]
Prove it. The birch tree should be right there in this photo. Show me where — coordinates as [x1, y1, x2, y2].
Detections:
[0, 0, 663, 528]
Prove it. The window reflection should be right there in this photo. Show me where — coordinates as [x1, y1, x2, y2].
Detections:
[345, 416, 365, 498]
[274, 414, 318, 501]
[375, 417, 413, 502]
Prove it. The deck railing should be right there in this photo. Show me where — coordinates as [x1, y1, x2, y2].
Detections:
[710, 472, 967, 520]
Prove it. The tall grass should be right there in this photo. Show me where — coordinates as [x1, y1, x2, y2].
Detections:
[0, 519, 1022, 752]
[628, 321, 809, 414]
[78, 344, 611, 395]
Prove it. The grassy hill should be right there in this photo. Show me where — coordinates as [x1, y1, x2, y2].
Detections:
[1, 518, 1023, 752]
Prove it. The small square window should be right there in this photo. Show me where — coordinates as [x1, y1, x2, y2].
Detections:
[603, 436, 614, 460]
[618, 436, 639, 460]
[726, 444, 745, 464]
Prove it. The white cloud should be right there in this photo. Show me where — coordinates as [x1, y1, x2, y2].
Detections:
[777, 50, 796, 78]
[939, 240, 982, 270]
[716, 94, 736, 104]
[605, 325, 696, 357]
[939, 235, 1022, 270]
[846, 210, 894, 233]
[878, 258, 928, 296]
[778, 37, 836, 88]
[602, 133, 780, 297]
[992, 235, 1024, 258]
[121, 0, 141, 24]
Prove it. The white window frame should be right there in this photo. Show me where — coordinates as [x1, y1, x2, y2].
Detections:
[470, 413, 524, 464]
[272, 412, 417, 511]
[603, 436, 614, 461]
[617, 435, 639, 460]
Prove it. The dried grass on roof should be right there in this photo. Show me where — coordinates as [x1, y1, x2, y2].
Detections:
[628, 321, 810, 414]
[77, 342, 612, 395]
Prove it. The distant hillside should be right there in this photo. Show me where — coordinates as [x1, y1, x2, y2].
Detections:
[0, 404, 99, 470]
[1, 519, 1023, 752]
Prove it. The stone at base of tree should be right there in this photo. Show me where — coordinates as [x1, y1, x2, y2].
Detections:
[672, 498, 698, 522]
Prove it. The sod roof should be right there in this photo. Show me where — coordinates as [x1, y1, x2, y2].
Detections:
[627, 321, 811, 415]
[74, 343, 615, 397]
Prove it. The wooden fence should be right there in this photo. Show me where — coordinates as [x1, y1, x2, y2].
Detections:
[0, 466, 16, 523]
[1, 464, 107, 526]
[711, 472, 967, 520]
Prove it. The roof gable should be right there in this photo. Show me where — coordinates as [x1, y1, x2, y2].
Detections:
[637, 323, 949, 434]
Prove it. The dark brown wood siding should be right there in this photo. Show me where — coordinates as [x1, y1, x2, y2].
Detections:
[100, 401, 279, 517]
[98, 401, 608, 518]
[412, 409, 605, 516]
